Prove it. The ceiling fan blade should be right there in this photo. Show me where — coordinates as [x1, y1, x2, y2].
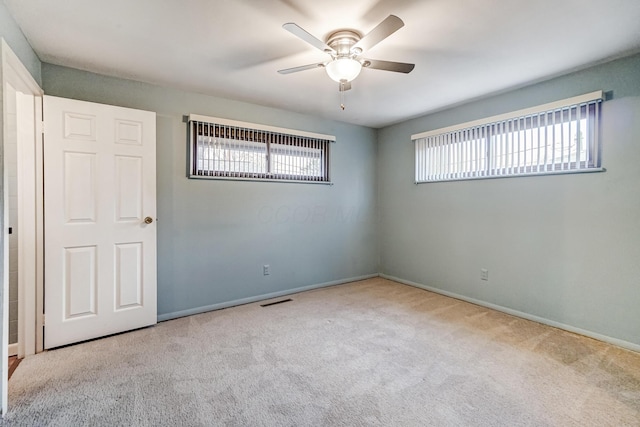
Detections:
[278, 63, 325, 74]
[339, 82, 352, 92]
[352, 15, 404, 54]
[362, 59, 415, 73]
[283, 23, 335, 54]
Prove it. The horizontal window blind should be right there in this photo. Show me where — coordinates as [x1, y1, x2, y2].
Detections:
[189, 115, 334, 183]
[413, 91, 604, 183]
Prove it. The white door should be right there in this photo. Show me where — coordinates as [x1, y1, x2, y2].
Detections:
[43, 95, 157, 349]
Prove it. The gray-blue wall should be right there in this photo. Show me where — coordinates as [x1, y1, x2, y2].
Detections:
[42, 63, 379, 319]
[377, 53, 640, 348]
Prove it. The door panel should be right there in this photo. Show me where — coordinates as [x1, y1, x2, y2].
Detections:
[115, 156, 143, 221]
[44, 95, 156, 349]
[64, 246, 97, 319]
[114, 242, 143, 310]
[64, 152, 97, 222]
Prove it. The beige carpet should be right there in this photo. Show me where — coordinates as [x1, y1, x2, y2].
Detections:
[4, 278, 640, 426]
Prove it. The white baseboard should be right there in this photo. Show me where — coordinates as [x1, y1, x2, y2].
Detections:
[157, 273, 380, 322]
[8, 343, 18, 357]
[381, 274, 640, 353]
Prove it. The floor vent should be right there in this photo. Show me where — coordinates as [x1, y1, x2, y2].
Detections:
[260, 298, 293, 307]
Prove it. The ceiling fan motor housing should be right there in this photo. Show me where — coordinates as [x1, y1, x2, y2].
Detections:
[326, 30, 362, 58]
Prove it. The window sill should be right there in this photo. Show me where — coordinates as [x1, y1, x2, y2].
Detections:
[415, 167, 606, 184]
[189, 174, 333, 185]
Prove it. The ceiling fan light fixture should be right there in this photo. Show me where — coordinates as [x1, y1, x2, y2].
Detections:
[325, 58, 362, 83]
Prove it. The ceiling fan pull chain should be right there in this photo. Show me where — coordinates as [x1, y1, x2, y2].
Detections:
[340, 81, 346, 110]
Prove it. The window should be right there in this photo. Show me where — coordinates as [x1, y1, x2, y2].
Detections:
[189, 114, 334, 183]
[413, 91, 603, 183]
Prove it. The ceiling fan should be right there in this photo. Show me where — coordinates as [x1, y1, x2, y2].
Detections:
[278, 15, 415, 94]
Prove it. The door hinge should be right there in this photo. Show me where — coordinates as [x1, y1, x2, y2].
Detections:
[42, 314, 45, 326]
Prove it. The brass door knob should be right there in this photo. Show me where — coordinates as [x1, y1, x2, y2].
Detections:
[144, 216, 154, 224]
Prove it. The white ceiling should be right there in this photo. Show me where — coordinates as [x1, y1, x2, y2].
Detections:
[4, 0, 640, 128]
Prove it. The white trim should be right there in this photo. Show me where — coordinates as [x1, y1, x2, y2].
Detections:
[157, 273, 378, 322]
[1, 40, 41, 95]
[411, 91, 604, 140]
[189, 113, 336, 141]
[2, 38, 44, 416]
[16, 91, 38, 359]
[0, 61, 9, 417]
[34, 97, 44, 354]
[2, 39, 43, 359]
[7, 344, 17, 357]
[1, 39, 44, 417]
[381, 274, 640, 353]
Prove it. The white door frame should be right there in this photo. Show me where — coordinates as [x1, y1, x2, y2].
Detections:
[1, 38, 43, 415]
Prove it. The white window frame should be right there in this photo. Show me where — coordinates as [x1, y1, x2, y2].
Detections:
[189, 114, 335, 184]
[412, 91, 604, 183]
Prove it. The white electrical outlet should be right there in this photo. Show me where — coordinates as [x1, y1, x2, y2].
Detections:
[263, 264, 270, 276]
[480, 268, 489, 281]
